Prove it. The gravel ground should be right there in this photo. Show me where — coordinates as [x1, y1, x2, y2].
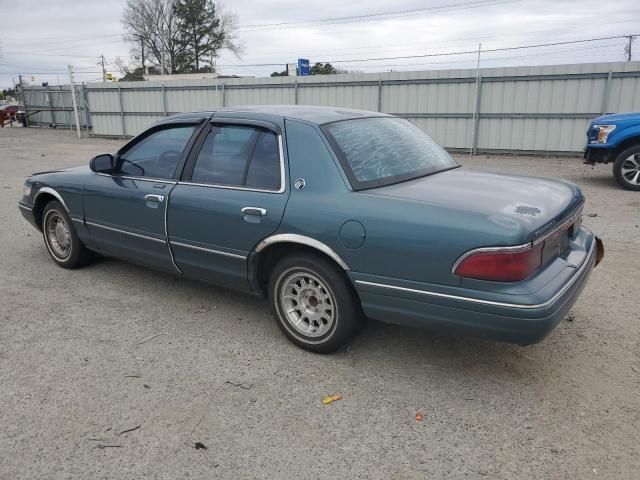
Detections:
[1, 127, 638, 479]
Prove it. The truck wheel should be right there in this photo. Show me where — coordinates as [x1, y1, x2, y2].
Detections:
[613, 145, 640, 191]
[268, 253, 362, 353]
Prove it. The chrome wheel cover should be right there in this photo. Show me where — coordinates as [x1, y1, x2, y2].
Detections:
[45, 211, 71, 260]
[279, 270, 336, 338]
[621, 154, 640, 185]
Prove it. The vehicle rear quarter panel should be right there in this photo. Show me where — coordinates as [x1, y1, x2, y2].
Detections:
[280, 120, 533, 287]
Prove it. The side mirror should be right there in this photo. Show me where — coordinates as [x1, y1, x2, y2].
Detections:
[89, 154, 115, 173]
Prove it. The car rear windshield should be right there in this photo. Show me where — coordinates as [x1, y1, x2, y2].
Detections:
[323, 117, 458, 190]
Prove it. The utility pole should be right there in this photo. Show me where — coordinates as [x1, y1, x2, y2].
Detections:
[624, 35, 635, 62]
[67, 65, 82, 139]
[18, 75, 26, 126]
[99, 54, 106, 82]
[132, 34, 147, 74]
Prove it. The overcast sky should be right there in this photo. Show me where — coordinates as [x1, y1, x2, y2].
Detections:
[1, 0, 639, 88]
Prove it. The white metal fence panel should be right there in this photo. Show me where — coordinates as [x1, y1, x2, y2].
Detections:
[20, 61, 640, 153]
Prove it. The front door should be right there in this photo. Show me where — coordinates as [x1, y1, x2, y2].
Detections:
[167, 119, 288, 290]
[83, 123, 200, 272]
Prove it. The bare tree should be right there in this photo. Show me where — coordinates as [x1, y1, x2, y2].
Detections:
[122, 0, 184, 73]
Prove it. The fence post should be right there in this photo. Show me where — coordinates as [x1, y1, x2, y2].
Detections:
[471, 75, 483, 156]
[377, 80, 383, 112]
[294, 80, 298, 105]
[18, 76, 27, 126]
[48, 87, 56, 126]
[161, 84, 167, 116]
[117, 86, 126, 137]
[601, 69, 613, 114]
[221, 83, 226, 107]
[81, 83, 91, 134]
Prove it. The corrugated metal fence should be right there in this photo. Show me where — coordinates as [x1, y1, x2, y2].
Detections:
[21, 61, 640, 154]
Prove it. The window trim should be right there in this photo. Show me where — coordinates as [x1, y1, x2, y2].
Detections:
[110, 120, 205, 183]
[320, 117, 459, 191]
[181, 119, 286, 194]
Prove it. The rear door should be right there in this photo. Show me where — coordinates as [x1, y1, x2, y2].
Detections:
[83, 121, 202, 272]
[166, 118, 289, 290]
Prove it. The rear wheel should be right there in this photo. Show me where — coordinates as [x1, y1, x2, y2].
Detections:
[42, 200, 92, 268]
[613, 145, 640, 191]
[268, 253, 362, 353]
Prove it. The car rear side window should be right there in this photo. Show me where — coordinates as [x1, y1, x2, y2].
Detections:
[191, 125, 281, 191]
[245, 131, 280, 190]
[323, 117, 458, 190]
[118, 125, 196, 179]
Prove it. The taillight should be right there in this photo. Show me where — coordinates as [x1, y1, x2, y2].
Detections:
[453, 243, 543, 282]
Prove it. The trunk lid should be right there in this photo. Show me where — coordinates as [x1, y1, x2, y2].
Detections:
[365, 168, 583, 244]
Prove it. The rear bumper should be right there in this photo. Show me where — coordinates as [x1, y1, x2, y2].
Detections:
[352, 230, 602, 345]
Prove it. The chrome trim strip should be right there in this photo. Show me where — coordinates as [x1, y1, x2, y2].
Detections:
[97, 173, 176, 184]
[164, 195, 183, 274]
[18, 202, 33, 211]
[34, 187, 70, 213]
[85, 221, 166, 243]
[178, 181, 281, 194]
[178, 133, 286, 194]
[255, 234, 350, 270]
[532, 201, 584, 246]
[71, 217, 84, 224]
[451, 242, 534, 274]
[170, 240, 246, 260]
[451, 201, 585, 274]
[357, 239, 595, 310]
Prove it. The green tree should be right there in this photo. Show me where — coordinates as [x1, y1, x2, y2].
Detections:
[270, 70, 288, 77]
[1, 87, 17, 100]
[173, 0, 241, 72]
[310, 62, 341, 75]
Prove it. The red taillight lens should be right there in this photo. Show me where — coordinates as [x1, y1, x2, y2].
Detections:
[454, 243, 543, 282]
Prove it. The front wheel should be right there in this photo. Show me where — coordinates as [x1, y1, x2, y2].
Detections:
[268, 253, 363, 353]
[42, 200, 92, 268]
[612, 145, 640, 191]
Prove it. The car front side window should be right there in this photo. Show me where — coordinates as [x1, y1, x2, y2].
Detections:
[118, 125, 196, 179]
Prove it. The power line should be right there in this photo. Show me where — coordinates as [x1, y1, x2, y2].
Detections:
[322, 34, 638, 64]
[238, 0, 518, 30]
[338, 42, 626, 69]
[238, 0, 522, 31]
[1, 51, 98, 59]
[244, 19, 639, 59]
[207, 34, 638, 67]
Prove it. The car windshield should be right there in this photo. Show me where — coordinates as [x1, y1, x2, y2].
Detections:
[324, 117, 458, 190]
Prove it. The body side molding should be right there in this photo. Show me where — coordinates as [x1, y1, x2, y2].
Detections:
[34, 187, 70, 213]
[255, 234, 349, 270]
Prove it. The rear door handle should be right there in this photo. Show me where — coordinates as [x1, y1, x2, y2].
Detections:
[145, 194, 165, 203]
[241, 207, 267, 216]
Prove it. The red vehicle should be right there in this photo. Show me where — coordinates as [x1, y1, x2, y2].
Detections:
[0, 104, 19, 127]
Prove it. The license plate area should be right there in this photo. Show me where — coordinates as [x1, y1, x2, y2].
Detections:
[541, 227, 570, 266]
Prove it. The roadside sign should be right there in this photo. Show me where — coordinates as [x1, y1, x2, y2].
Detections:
[298, 59, 310, 76]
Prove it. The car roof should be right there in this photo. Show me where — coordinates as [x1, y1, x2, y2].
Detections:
[164, 105, 391, 125]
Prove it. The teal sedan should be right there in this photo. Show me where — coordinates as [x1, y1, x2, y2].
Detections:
[18, 106, 603, 353]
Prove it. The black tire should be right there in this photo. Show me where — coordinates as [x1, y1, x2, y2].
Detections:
[42, 200, 92, 268]
[612, 145, 640, 191]
[268, 253, 362, 353]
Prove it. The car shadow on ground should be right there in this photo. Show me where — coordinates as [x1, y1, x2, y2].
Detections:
[78, 254, 549, 386]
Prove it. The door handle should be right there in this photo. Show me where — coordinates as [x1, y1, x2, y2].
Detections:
[241, 207, 267, 216]
[145, 194, 165, 203]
